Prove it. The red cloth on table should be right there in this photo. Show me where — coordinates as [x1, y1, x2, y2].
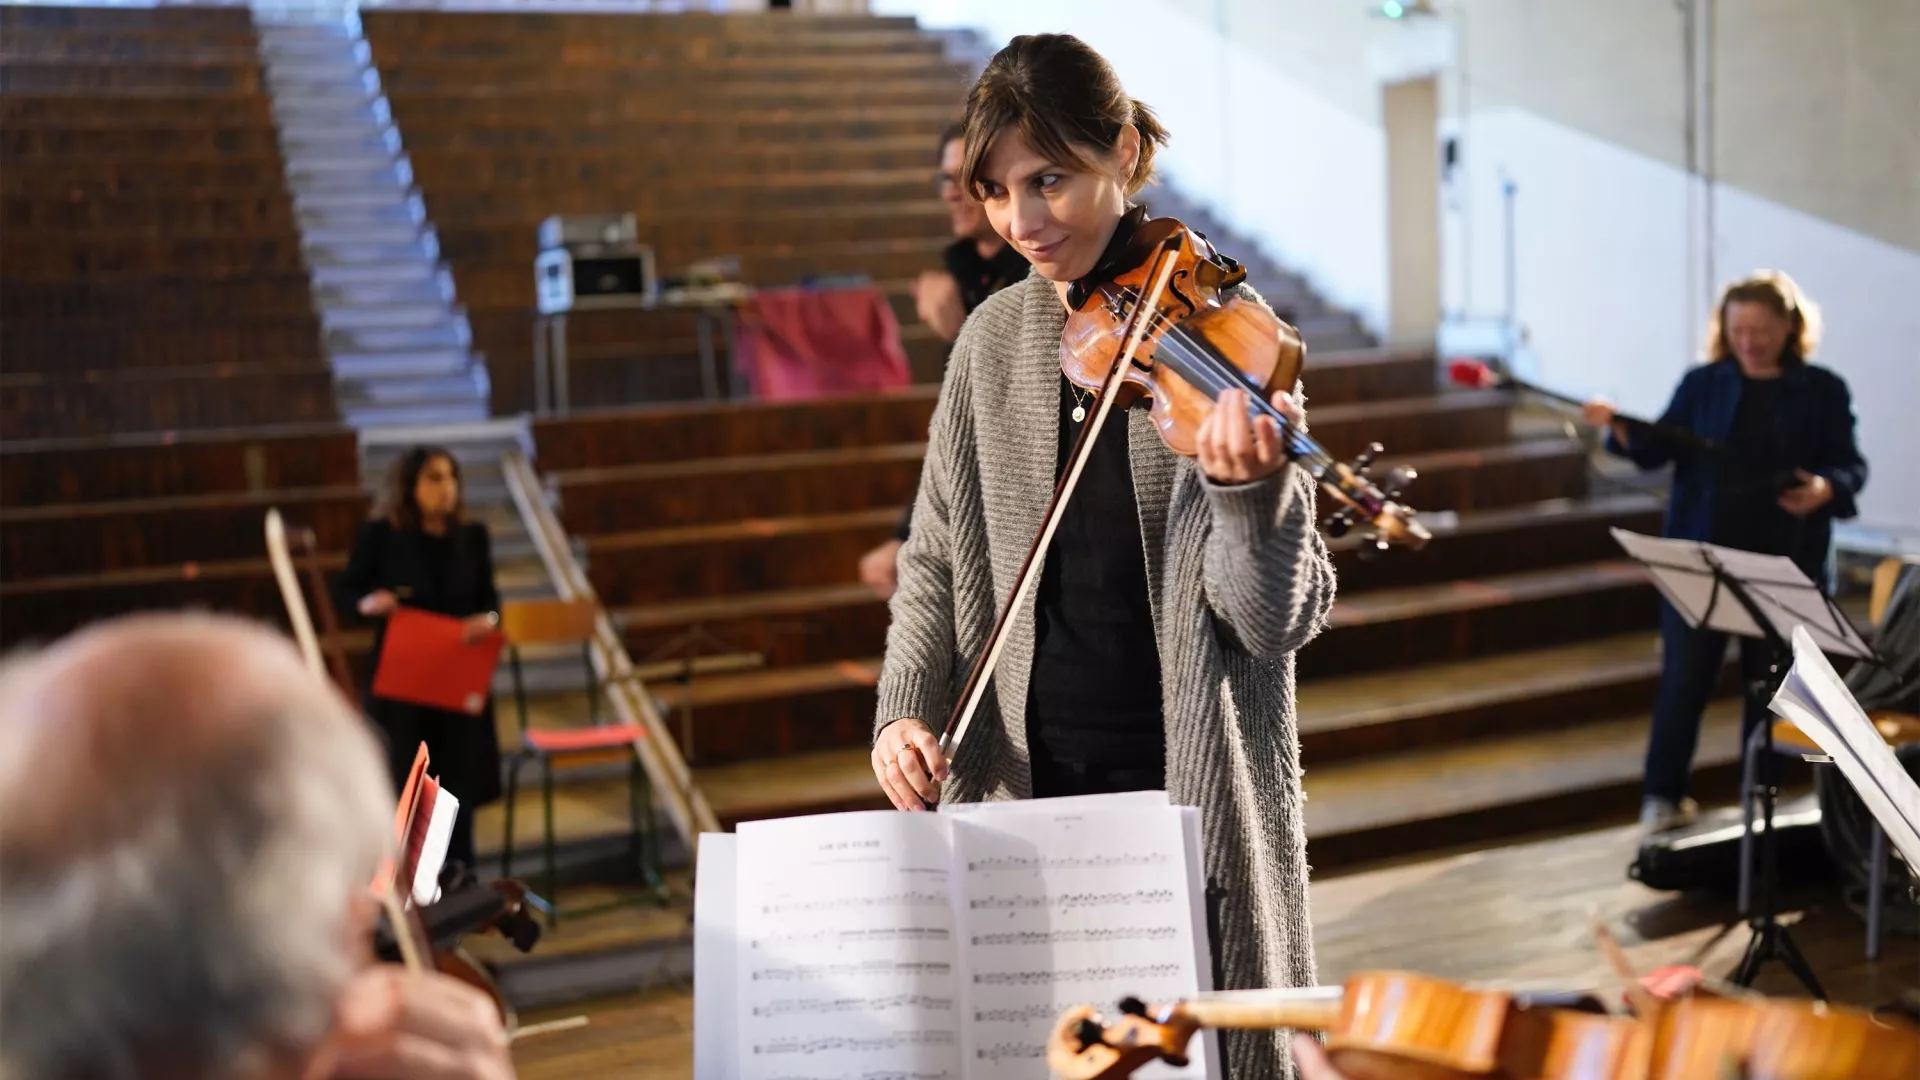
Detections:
[735, 285, 912, 400]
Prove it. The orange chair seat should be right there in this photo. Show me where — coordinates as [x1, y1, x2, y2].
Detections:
[523, 724, 645, 755]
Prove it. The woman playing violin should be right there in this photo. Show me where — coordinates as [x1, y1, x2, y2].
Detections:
[871, 33, 1335, 1080]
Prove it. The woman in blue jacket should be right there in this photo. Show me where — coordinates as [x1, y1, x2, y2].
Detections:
[1583, 271, 1868, 834]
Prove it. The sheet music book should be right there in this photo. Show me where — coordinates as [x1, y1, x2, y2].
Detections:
[372, 607, 504, 715]
[692, 795, 1216, 1080]
[388, 743, 460, 907]
[1770, 625, 1920, 870]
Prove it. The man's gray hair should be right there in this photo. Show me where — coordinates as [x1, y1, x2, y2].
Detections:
[0, 614, 394, 1080]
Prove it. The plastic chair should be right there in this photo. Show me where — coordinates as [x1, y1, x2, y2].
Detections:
[497, 598, 663, 922]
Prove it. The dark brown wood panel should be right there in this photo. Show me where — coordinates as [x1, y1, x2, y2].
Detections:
[535, 389, 937, 471]
[0, 426, 359, 507]
[1299, 562, 1657, 679]
[1, 367, 340, 440]
[557, 445, 922, 534]
[0, 60, 265, 95]
[0, 556, 341, 650]
[586, 509, 897, 605]
[1, 318, 323, 373]
[0, 235, 306, 279]
[1331, 495, 1662, 593]
[0, 486, 367, 582]
[0, 277, 316, 322]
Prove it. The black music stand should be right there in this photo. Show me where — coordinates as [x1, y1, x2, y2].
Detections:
[1610, 529, 1876, 997]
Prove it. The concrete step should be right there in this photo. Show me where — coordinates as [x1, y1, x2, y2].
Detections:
[275, 96, 389, 128]
[344, 399, 492, 428]
[359, 416, 531, 458]
[303, 220, 423, 248]
[328, 320, 471, 354]
[283, 143, 401, 171]
[315, 269, 453, 307]
[287, 156, 410, 189]
[304, 236, 439, 266]
[338, 370, 487, 406]
[333, 346, 475, 380]
[321, 301, 463, 332]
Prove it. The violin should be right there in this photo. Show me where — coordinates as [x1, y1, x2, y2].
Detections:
[1047, 970, 1920, 1080]
[375, 873, 542, 1031]
[1062, 216, 1429, 550]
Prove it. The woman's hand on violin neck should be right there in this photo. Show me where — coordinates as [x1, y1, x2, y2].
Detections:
[1197, 388, 1300, 485]
[873, 718, 947, 811]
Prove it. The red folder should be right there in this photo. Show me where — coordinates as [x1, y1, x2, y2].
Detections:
[372, 607, 503, 715]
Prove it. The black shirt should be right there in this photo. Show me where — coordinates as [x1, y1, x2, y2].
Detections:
[895, 240, 1032, 542]
[1712, 374, 1797, 554]
[1026, 376, 1166, 777]
[942, 237, 1030, 313]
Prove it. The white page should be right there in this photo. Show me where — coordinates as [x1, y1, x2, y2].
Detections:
[951, 805, 1208, 1080]
[735, 811, 961, 1080]
[1181, 806, 1222, 1077]
[940, 787, 1167, 810]
[692, 833, 738, 1080]
[1771, 627, 1920, 867]
[411, 791, 459, 906]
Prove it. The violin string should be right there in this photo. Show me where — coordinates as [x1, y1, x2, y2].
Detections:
[1101, 285, 1333, 470]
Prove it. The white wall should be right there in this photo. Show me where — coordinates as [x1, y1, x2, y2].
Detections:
[871, 0, 1390, 338]
[1446, 105, 1920, 538]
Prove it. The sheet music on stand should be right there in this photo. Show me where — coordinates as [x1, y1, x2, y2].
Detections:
[1770, 625, 1920, 871]
[691, 793, 1216, 1080]
[1608, 529, 1875, 660]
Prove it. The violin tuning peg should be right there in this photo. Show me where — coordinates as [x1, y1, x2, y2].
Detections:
[1353, 441, 1383, 470]
[1324, 511, 1353, 538]
[1383, 465, 1417, 498]
[1355, 534, 1388, 561]
[1117, 996, 1148, 1018]
[1073, 1017, 1107, 1050]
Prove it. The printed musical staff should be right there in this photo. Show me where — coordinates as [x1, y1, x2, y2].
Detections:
[756, 1032, 956, 1056]
[763, 889, 946, 915]
[965, 852, 1172, 871]
[967, 888, 1176, 911]
[753, 994, 955, 1019]
[754, 961, 951, 982]
[972, 964, 1182, 987]
[752, 927, 952, 949]
[970, 926, 1177, 947]
[973, 1042, 1047, 1063]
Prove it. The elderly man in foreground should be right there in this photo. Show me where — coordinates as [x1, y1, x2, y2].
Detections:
[0, 613, 513, 1080]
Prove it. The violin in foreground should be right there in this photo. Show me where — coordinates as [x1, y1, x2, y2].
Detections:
[1048, 970, 1920, 1080]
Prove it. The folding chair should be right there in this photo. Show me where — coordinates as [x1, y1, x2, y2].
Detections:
[497, 598, 664, 923]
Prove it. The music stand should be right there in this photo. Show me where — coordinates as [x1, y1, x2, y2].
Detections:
[1610, 529, 1877, 997]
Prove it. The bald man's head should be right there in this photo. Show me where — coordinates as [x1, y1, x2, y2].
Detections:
[0, 613, 392, 1080]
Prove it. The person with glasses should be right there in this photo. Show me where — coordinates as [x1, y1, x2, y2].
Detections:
[860, 124, 1032, 600]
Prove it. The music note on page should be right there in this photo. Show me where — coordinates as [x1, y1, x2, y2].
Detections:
[951, 807, 1208, 1080]
[734, 812, 962, 1080]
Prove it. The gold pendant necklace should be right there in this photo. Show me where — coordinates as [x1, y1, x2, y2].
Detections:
[1069, 385, 1091, 424]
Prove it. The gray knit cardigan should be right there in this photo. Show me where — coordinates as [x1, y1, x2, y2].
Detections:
[874, 271, 1338, 1079]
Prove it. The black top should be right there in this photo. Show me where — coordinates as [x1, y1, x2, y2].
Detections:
[942, 237, 1031, 313]
[895, 239, 1031, 542]
[336, 517, 504, 807]
[1025, 376, 1166, 772]
[1711, 374, 1797, 555]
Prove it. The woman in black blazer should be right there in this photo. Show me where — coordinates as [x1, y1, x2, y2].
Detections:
[337, 445, 503, 868]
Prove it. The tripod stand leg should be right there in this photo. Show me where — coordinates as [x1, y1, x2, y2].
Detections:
[1774, 926, 1827, 1000]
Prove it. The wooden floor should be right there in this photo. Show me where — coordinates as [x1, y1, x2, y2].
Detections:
[506, 824, 1917, 1078]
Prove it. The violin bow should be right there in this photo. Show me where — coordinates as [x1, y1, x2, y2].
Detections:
[935, 236, 1186, 772]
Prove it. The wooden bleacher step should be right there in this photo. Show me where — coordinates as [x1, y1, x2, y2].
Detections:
[1302, 700, 1747, 869]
